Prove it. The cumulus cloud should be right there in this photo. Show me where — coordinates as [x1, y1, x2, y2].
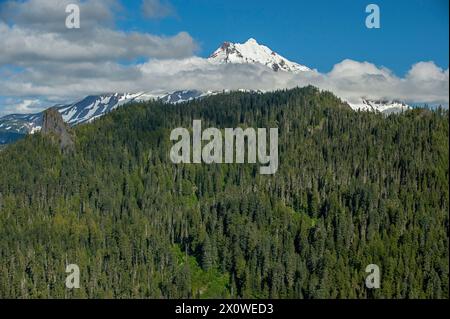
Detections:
[0, 22, 197, 65]
[2, 55, 447, 112]
[0, 0, 448, 115]
[0, 0, 197, 65]
[0, 98, 45, 115]
[0, 0, 119, 32]
[322, 60, 449, 106]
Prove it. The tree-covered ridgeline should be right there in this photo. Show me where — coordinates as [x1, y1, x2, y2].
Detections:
[0, 87, 448, 298]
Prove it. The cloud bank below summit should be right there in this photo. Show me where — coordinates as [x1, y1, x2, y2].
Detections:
[137, 57, 449, 108]
[0, 0, 448, 115]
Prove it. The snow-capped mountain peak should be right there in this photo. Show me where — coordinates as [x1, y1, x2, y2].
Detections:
[0, 93, 148, 137]
[0, 38, 416, 146]
[208, 38, 311, 73]
[58, 92, 146, 125]
[348, 98, 411, 113]
[0, 91, 214, 140]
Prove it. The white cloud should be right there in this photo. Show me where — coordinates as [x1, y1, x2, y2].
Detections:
[407, 61, 449, 82]
[0, 0, 120, 35]
[1, 98, 43, 115]
[0, 22, 197, 65]
[2, 56, 447, 112]
[322, 60, 449, 106]
[0, 0, 197, 67]
[0, 0, 448, 114]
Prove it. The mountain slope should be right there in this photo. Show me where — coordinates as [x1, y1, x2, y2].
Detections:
[208, 38, 311, 73]
[0, 93, 145, 135]
[207, 39, 412, 113]
[58, 93, 145, 126]
[0, 113, 42, 135]
[349, 99, 411, 113]
[0, 88, 447, 298]
[0, 38, 415, 145]
[0, 91, 217, 141]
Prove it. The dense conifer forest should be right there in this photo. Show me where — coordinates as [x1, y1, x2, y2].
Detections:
[0, 87, 448, 298]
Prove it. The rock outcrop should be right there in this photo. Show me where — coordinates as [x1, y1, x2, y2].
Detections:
[41, 108, 74, 152]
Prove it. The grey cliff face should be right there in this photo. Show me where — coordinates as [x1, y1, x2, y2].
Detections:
[42, 108, 74, 152]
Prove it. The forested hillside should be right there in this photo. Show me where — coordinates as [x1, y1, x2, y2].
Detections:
[0, 87, 448, 298]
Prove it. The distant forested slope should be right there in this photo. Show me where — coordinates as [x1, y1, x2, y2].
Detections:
[0, 87, 448, 298]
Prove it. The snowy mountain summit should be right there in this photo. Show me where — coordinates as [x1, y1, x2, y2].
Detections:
[208, 38, 311, 73]
[349, 99, 411, 114]
[0, 38, 414, 146]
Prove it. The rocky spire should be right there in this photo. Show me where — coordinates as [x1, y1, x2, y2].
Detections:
[41, 107, 74, 152]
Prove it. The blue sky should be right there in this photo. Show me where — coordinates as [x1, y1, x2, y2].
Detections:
[120, 0, 449, 75]
[0, 0, 448, 115]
